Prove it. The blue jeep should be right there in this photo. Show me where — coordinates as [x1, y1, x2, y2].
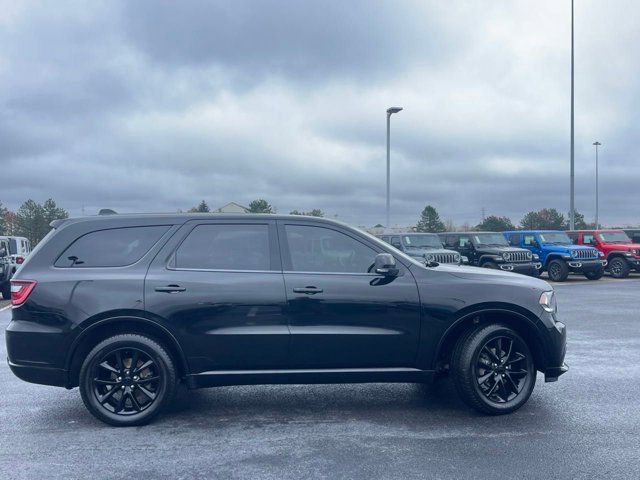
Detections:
[503, 230, 606, 282]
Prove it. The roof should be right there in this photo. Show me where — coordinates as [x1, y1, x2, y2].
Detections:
[503, 230, 565, 234]
[50, 213, 350, 229]
[443, 231, 503, 235]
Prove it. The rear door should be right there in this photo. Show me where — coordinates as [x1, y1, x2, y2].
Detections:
[144, 219, 289, 372]
[278, 221, 421, 369]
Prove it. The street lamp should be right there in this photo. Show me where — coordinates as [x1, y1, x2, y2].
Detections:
[593, 141, 601, 229]
[569, 0, 575, 230]
[386, 106, 403, 229]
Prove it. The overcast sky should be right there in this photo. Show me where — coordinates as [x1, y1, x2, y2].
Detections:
[1, 0, 639, 227]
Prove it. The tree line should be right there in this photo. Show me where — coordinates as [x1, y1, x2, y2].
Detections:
[414, 205, 596, 233]
[0, 199, 69, 245]
[188, 199, 324, 217]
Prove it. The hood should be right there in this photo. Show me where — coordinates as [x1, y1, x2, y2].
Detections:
[542, 244, 597, 254]
[476, 245, 529, 254]
[429, 263, 552, 290]
[404, 247, 459, 257]
[603, 242, 640, 251]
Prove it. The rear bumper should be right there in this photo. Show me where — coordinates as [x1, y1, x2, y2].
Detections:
[7, 359, 68, 387]
[544, 363, 569, 382]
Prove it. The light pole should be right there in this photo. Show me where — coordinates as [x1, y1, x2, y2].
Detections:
[569, 0, 575, 230]
[386, 107, 403, 229]
[593, 141, 601, 228]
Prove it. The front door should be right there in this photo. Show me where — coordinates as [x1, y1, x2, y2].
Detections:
[145, 220, 289, 372]
[278, 221, 421, 369]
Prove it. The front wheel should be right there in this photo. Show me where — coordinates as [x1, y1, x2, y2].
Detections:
[79, 334, 178, 426]
[608, 257, 630, 279]
[451, 324, 536, 415]
[481, 262, 498, 269]
[584, 269, 604, 280]
[547, 259, 569, 282]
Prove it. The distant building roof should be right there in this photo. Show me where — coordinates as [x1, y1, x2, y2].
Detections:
[217, 202, 250, 213]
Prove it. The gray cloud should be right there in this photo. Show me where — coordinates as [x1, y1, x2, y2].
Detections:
[1, 0, 639, 229]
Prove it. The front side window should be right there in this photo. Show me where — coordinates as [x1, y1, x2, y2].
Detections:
[458, 236, 471, 248]
[285, 225, 377, 273]
[56, 226, 170, 268]
[175, 224, 270, 271]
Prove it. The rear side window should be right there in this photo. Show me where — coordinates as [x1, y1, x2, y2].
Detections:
[523, 235, 536, 246]
[56, 226, 170, 268]
[175, 224, 270, 271]
[508, 234, 520, 246]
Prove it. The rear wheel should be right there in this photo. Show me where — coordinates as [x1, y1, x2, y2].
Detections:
[608, 257, 630, 279]
[451, 324, 536, 415]
[584, 269, 604, 280]
[547, 259, 569, 282]
[79, 334, 177, 426]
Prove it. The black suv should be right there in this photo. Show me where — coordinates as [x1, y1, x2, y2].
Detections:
[443, 232, 542, 276]
[6, 215, 567, 426]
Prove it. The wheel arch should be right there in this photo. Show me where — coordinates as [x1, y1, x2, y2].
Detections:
[433, 307, 547, 373]
[66, 315, 189, 388]
[544, 253, 566, 267]
[478, 255, 499, 266]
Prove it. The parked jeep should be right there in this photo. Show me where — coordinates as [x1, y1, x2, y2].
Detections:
[0, 235, 31, 278]
[504, 230, 605, 282]
[567, 230, 640, 278]
[0, 237, 12, 299]
[443, 232, 542, 276]
[376, 233, 462, 265]
[624, 229, 640, 244]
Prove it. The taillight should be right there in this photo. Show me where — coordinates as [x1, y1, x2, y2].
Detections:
[16, 256, 24, 265]
[10, 280, 37, 306]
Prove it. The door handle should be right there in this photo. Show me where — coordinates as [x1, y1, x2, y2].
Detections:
[292, 286, 323, 295]
[154, 285, 186, 293]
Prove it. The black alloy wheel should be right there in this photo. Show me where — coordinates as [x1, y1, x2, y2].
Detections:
[452, 324, 536, 415]
[475, 336, 530, 404]
[608, 257, 630, 279]
[547, 259, 569, 282]
[80, 334, 177, 426]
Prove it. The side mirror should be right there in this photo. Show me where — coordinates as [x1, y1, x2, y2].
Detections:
[374, 253, 399, 276]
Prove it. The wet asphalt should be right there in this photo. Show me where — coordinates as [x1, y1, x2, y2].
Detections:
[1, 276, 639, 479]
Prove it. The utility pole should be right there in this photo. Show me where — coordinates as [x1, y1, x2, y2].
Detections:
[569, 0, 575, 230]
[386, 107, 403, 229]
[593, 141, 601, 229]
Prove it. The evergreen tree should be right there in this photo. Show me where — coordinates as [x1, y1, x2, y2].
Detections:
[415, 205, 446, 232]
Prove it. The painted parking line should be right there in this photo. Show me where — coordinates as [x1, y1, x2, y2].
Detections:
[0, 303, 12, 312]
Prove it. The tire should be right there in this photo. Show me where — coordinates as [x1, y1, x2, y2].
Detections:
[608, 257, 630, 279]
[547, 259, 569, 282]
[0, 282, 10, 300]
[481, 261, 498, 269]
[79, 334, 178, 426]
[451, 324, 536, 415]
[584, 268, 604, 280]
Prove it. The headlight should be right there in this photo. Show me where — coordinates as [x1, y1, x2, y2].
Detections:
[570, 250, 578, 258]
[502, 252, 511, 261]
[532, 253, 539, 260]
[426, 254, 435, 263]
[526, 251, 533, 259]
[454, 254, 460, 262]
[539, 291, 557, 314]
[598, 251, 605, 258]
[461, 256, 469, 264]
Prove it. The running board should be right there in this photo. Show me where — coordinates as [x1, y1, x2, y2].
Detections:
[186, 367, 434, 389]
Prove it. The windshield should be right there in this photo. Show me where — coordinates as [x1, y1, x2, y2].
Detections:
[598, 231, 631, 243]
[402, 234, 442, 249]
[472, 233, 509, 246]
[538, 232, 572, 245]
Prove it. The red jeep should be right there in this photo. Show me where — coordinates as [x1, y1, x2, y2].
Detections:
[567, 230, 640, 278]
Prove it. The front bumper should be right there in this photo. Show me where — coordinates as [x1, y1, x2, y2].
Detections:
[626, 257, 640, 269]
[566, 259, 607, 272]
[542, 317, 568, 382]
[498, 262, 542, 274]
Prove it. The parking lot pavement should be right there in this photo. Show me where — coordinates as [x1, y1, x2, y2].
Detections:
[1, 280, 640, 480]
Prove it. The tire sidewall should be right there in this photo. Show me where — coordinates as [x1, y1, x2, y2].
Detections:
[608, 258, 629, 278]
[79, 335, 176, 427]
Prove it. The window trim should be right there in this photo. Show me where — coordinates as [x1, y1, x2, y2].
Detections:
[277, 221, 387, 275]
[167, 220, 280, 273]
